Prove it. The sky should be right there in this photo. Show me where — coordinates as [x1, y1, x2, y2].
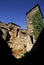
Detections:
[0, 0, 44, 29]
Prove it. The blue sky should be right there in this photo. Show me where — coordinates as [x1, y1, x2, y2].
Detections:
[0, 0, 44, 29]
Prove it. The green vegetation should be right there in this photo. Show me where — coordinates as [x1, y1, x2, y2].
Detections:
[32, 10, 44, 39]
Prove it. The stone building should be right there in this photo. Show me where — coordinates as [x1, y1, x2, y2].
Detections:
[0, 4, 42, 59]
[0, 22, 10, 40]
[7, 22, 21, 41]
[26, 4, 42, 43]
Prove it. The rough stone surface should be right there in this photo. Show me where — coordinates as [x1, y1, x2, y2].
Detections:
[0, 5, 42, 59]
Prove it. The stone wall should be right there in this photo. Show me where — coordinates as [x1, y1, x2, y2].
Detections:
[26, 6, 39, 35]
[0, 4, 42, 59]
[0, 22, 33, 59]
[26, 5, 42, 43]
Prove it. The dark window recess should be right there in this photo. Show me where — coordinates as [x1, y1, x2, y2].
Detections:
[24, 45, 26, 48]
[6, 32, 11, 41]
[16, 29, 19, 37]
[22, 32, 26, 34]
[30, 36, 33, 44]
[10, 27, 13, 31]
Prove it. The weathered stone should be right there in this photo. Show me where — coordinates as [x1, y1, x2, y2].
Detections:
[0, 4, 42, 59]
[26, 5, 42, 43]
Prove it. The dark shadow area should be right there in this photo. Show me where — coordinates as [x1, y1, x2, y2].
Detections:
[30, 27, 44, 64]
[30, 35, 33, 44]
[0, 30, 17, 64]
[16, 29, 19, 37]
[10, 27, 13, 31]
[0, 27, 44, 65]
[16, 27, 44, 65]
[6, 32, 11, 41]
